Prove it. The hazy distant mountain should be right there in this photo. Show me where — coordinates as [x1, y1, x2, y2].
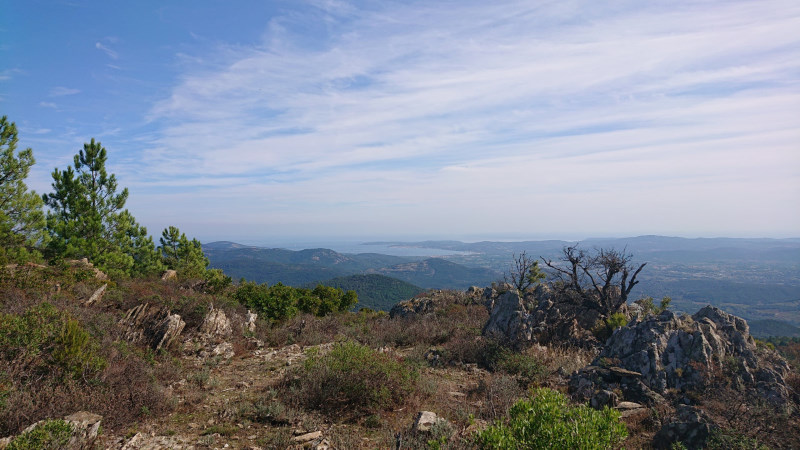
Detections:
[205, 236, 800, 327]
[363, 236, 800, 326]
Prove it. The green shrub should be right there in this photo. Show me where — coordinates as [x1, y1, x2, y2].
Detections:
[480, 342, 546, 387]
[475, 388, 627, 449]
[232, 281, 357, 323]
[233, 282, 298, 322]
[0, 303, 105, 380]
[203, 268, 232, 294]
[707, 428, 769, 450]
[635, 296, 672, 316]
[0, 303, 61, 360]
[6, 419, 73, 450]
[282, 340, 417, 418]
[52, 317, 106, 379]
[592, 312, 629, 341]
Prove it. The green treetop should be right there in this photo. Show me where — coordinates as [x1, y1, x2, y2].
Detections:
[0, 116, 46, 262]
[42, 139, 162, 277]
[159, 226, 209, 279]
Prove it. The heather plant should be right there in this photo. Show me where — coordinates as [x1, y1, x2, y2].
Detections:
[281, 340, 417, 418]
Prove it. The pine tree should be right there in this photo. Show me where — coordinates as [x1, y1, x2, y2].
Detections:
[0, 116, 46, 262]
[43, 139, 161, 277]
[159, 226, 209, 279]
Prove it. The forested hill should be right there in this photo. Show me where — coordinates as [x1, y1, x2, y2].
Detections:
[309, 274, 425, 311]
[204, 242, 501, 290]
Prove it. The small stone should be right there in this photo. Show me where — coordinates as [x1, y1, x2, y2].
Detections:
[616, 401, 644, 410]
[413, 411, 449, 433]
[292, 431, 322, 443]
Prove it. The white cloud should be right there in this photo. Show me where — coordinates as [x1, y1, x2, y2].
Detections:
[95, 42, 118, 59]
[39, 101, 58, 109]
[49, 86, 80, 97]
[140, 0, 800, 237]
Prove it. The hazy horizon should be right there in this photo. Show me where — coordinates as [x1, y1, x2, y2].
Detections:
[3, 1, 799, 240]
[203, 233, 800, 250]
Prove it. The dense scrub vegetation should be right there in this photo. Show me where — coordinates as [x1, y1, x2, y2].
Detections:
[476, 388, 627, 449]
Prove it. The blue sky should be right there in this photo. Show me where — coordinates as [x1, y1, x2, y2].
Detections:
[2, 0, 799, 243]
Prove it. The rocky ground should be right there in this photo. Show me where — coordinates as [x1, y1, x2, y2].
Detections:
[1, 268, 798, 449]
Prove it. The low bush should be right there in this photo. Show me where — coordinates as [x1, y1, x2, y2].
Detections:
[591, 312, 629, 341]
[5, 419, 73, 450]
[280, 340, 417, 418]
[477, 341, 547, 387]
[0, 303, 105, 381]
[475, 388, 627, 449]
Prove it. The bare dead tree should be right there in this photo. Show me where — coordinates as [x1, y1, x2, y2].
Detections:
[541, 245, 646, 313]
[504, 251, 546, 292]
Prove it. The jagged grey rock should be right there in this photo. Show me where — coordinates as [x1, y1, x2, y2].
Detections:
[199, 304, 232, 338]
[83, 284, 107, 306]
[482, 290, 534, 347]
[570, 306, 792, 409]
[119, 303, 185, 351]
[390, 296, 436, 319]
[481, 284, 599, 348]
[652, 405, 714, 450]
[245, 309, 258, 332]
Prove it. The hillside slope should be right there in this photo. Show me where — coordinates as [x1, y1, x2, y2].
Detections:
[312, 274, 425, 311]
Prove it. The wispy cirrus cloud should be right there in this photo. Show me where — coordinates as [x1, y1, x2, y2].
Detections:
[134, 0, 800, 238]
[49, 86, 80, 97]
[95, 41, 118, 59]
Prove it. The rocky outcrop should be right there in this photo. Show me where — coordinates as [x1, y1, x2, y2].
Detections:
[390, 296, 437, 319]
[482, 290, 534, 346]
[0, 411, 102, 450]
[83, 284, 107, 306]
[481, 284, 601, 348]
[119, 303, 185, 351]
[199, 304, 232, 338]
[67, 258, 108, 280]
[390, 290, 480, 319]
[570, 306, 792, 408]
[245, 310, 258, 333]
[652, 405, 715, 450]
[161, 269, 177, 281]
